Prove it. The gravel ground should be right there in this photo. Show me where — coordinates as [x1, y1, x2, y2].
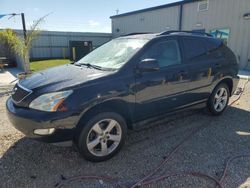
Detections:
[0, 80, 250, 188]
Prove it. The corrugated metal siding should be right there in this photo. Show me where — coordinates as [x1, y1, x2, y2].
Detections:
[182, 0, 250, 69]
[111, 0, 250, 69]
[112, 6, 180, 37]
[15, 30, 112, 60]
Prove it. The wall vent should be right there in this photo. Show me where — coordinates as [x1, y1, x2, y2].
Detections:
[198, 0, 209, 12]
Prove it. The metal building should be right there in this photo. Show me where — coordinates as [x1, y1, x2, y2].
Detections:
[110, 0, 250, 70]
[19, 30, 112, 60]
[1, 30, 111, 69]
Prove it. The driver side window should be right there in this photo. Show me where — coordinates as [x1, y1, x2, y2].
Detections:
[141, 40, 181, 68]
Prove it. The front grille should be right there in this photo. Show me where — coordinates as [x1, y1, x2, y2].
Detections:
[11, 83, 32, 103]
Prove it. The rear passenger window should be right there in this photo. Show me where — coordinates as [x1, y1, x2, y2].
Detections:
[182, 38, 207, 59]
[141, 40, 181, 68]
[206, 39, 222, 52]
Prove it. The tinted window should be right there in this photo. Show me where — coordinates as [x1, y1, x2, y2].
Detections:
[206, 38, 222, 51]
[141, 40, 181, 68]
[182, 37, 207, 59]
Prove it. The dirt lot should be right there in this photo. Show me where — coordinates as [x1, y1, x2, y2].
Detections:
[0, 80, 250, 188]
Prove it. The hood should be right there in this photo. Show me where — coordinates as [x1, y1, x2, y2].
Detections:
[19, 64, 112, 91]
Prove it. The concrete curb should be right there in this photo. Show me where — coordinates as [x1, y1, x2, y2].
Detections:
[238, 75, 250, 80]
[238, 70, 250, 81]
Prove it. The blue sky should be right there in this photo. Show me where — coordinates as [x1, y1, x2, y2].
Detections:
[0, 0, 181, 33]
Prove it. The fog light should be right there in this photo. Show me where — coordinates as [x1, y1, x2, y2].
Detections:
[34, 128, 55, 135]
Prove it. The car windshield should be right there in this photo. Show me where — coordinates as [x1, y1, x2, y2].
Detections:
[76, 38, 149, 69]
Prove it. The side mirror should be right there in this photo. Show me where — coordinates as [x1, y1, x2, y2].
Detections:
[138, 58, 159, 72]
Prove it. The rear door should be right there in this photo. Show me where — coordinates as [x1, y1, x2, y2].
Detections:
[180, 37, 222, 102]
[133, 37, 191, 121]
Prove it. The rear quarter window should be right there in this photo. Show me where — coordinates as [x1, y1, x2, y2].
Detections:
[205, 38, 223, 52]
[181, 37, 207, 59]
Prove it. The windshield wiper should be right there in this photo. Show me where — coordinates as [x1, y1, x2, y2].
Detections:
[81, 63, 102, 70]
[80, 63, 116, 71]
[74, 63, 99, 69]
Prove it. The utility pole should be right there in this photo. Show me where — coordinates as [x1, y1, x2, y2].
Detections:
[21, 13, 27, 41]
[7, 13, 27, 41]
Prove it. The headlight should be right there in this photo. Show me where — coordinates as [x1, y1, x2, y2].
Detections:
[29, 90, 73, 112]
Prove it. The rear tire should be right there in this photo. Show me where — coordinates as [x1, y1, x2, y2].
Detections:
[207, 83, 230, 116]
[77, 112, 127, 162]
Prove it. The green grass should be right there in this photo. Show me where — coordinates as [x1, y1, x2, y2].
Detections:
[30, 59, 71, 72]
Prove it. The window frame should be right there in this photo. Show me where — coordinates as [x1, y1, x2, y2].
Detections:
[138, 37, 183, 69]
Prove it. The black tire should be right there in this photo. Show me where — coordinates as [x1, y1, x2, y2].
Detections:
[77, 112, 127, 162]
[207, 83, 230, 116]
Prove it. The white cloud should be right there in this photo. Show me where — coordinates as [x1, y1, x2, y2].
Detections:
[88, 20, 100, 27]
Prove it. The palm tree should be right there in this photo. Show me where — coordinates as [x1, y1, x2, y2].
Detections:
[0, 16, 45, 73]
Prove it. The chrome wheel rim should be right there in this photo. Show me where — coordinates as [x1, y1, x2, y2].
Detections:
[86, 119, 122, 157]
[214, 88, 228, 112]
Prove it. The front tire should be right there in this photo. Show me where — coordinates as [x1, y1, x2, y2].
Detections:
[77, 112, 127, 162]
[207, 83, 230, 116]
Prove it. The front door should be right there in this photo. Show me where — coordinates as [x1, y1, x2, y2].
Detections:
[134, 38, 190, 121]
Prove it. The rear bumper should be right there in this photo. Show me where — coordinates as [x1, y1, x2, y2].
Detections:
[6, 98, 78, 143]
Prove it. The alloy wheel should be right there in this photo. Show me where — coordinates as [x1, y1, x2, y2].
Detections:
[86, 119, 122, 157]
[213, 88, 228, 112]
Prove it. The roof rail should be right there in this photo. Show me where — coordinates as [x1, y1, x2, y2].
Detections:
[159, 30, 213, 37]
[122, 32, 152, 36]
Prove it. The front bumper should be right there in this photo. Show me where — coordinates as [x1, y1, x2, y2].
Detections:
[6, 98, 78, 143]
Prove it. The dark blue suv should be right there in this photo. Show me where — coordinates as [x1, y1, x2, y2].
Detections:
[6, 31, 239, 161]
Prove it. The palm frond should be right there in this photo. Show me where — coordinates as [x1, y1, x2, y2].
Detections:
[0, 29, 25, 57]
[0, 15, 48, 73]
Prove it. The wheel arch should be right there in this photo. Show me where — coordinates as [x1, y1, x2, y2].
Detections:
[75, 99, 133, 134]
[213, 77, 233, 96]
